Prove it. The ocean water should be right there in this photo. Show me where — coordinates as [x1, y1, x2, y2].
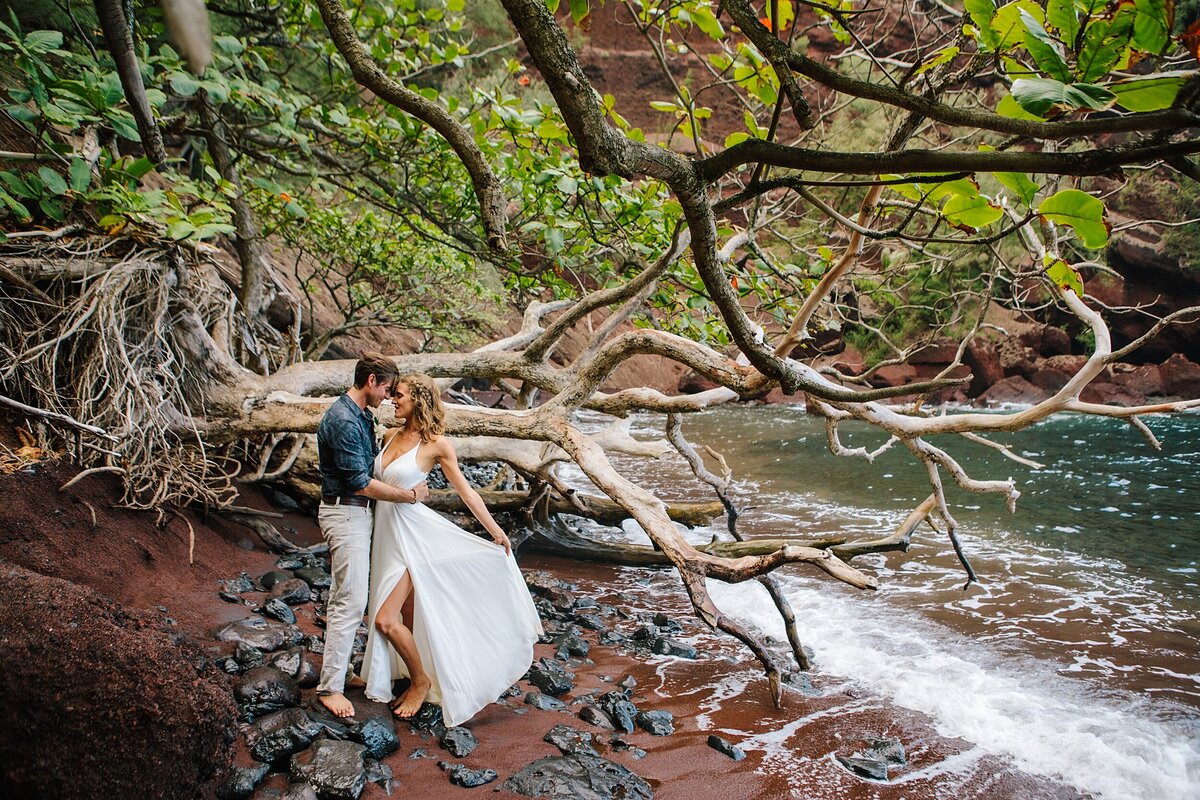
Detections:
[568, 406, 1200, 799]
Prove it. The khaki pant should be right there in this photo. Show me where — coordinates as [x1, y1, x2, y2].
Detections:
[316, 503, 372, 695]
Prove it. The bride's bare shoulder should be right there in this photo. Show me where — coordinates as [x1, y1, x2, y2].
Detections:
[427, 434, 456, 455]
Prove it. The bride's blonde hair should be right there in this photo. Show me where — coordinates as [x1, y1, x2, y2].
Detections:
[398, 373, 446, 442]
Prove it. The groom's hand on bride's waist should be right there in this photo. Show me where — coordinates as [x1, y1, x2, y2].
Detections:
[357, 478, 429, 504]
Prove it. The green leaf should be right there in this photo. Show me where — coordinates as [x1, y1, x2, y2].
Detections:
[1046, 257, 1084, 296]
[1109, 72, 1190, 111]
[39, 196, 65, 220]
[196, 222, 237, 239]
[992, 1, 1045, 50]
[5, 104, 37, 123]
[649, 100, 680, 113]
[0, 189, 31, 221]
[106, 110, 140, 141]
[1046, 0, 1080, 46]
[964, 0, 999, 48]
[284, 200, 308, 218]
[123, 157, 156, 180]
[23, 30, 63, 53]
[0, 171, 33, 198]
[995, 171, 1040, 205]
[68, 158, 91, 192]
[568, 0, 590, 29]
[168, 72, 202, 97]
[214, 35, 244, 55]
[943, 194, 1004, 229]
[724, 131, 750, 147]
[1010, 78, 1116, 116]
[1076, 3, 1136, 82]
[37, 166, 68, 196]
[167, 219, 198, 240]
[915, 45, 960, 75]
[1132, 0, 1170, 53]
[447, 0, 465, 11]
[1020, 10, 1072, 83]
[924, 178, 981, 203]
[691, 5, 725, 39]
[1039, 189, 1110, 248]
[997, 93, 1046, 120]
[544, 226, 565, 253]
[556, 174, 578, 194]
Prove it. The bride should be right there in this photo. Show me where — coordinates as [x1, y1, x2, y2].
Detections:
[359, 373, 543, 726]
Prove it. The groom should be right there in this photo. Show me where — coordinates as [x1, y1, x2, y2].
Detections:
[315, 352, 428, 718]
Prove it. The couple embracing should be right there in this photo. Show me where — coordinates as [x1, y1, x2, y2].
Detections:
[314, 353, 542, 726]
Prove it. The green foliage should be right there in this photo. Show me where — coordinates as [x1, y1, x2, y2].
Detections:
[0, 12, 236, 239]
[1038, 189, 1111, 249]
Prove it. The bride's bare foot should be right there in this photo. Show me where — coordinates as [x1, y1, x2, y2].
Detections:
[392, 675, 432, 718]
[317, 692, 356, 718]
[346, 675, 366, 689]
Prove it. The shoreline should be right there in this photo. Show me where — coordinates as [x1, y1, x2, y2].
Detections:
[0, 462, 1087, 799]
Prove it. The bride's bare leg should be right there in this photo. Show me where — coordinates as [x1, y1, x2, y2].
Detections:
[374, 571, 431, 718]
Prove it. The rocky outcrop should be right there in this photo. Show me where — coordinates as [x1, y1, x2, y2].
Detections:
[852, 324, 1198, 406]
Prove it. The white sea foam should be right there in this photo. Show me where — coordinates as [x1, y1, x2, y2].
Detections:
[707, 577, 1200, 800]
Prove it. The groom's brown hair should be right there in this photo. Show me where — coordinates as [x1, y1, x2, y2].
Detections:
[352, 352, 398, 390]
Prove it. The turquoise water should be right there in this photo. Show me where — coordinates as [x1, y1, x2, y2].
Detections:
[572, 406, 1200, 798]
[711, 408, 1200, 598]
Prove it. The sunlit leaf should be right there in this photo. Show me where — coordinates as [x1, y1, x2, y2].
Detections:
[1076, 3, 1136, 82]
[1038, 189, 1110, 248]
[1046, 0, 1080, 46]
[1046, 257, 1084, 296]
[995, 171, 1040, 205]
[964, 0, 999, 49]
[1109, 72, 1190, 111]
[943, 194, 1004, 229]
[997, 93, 1046, 120]
[1132, 0, 1171, 53]
[991, 1, 1044, 50]
[915, 45, 960, 75]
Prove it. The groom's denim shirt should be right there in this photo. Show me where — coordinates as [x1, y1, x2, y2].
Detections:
[316, 393, 380, 496]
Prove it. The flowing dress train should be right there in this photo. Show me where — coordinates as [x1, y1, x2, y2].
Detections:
[360, 438, 543, 726]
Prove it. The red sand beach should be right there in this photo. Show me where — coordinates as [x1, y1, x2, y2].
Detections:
[0, 461, 1085, 799]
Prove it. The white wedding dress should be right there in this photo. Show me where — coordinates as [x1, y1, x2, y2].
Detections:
[360, 438, 543, 726]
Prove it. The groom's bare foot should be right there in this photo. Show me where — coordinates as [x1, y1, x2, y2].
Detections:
[317, 692, 356, 718]
[392, 675, 432, 719]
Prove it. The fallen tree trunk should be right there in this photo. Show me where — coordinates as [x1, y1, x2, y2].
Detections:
[425, 489, 725, 528]
[520, 519, 848, 566]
